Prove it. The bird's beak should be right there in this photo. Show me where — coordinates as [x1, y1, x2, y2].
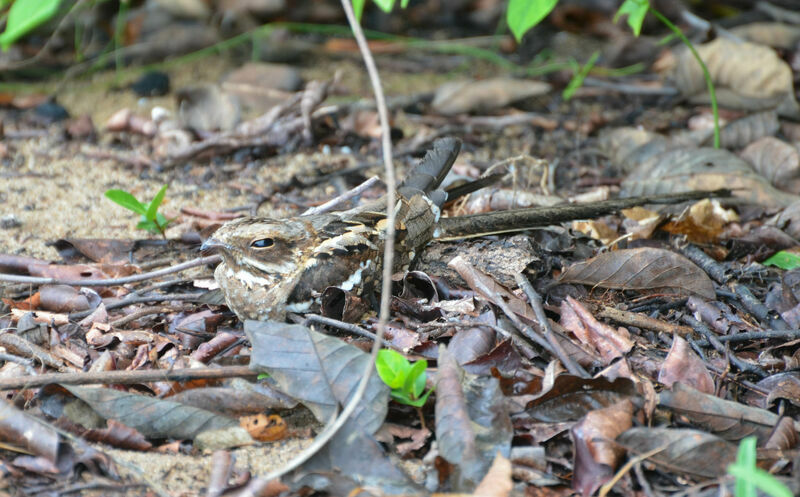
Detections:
[201, 238, 229, 254]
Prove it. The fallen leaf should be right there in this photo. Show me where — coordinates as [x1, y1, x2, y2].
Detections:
[432, 78, 551, 115]
[436, 345, 512, 491]
[658, 382, 777, 443]
[63, 385, 238, 440]
[617, 427, 736, 478]
[571, 400, 633, 497]
[559, 296, 632, 365]
[525, 375, 637, 422]
[671, 38, 799, 117]
[245, 321, 389, 435]
[559, 247, 716, 299]
[658, 336, 715, 394]
[473, 452, 512, 497]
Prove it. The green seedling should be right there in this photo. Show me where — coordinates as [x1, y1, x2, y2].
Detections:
[562, 50, 599, 101]
[727, 437, 792, 497]
[762, 250, 800, 270]
[504, 0, 721, 149]
[0, 0, 61, 51]
[105, 184, 171, 238]
[376, 349, 433, 407]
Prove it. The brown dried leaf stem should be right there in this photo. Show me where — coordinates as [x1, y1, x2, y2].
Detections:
[597, 306, 693, 336]
[515, 273, 589, 378]
[0, 255, 221, 286]
[301, 176, 381, 216]
[0, 365, 256, 390]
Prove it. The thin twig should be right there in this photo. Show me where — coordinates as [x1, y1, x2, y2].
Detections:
[515, 273, 588, 377]
[258, 0, 394, 481]
[598, 444, 668, 497]
[0, 255, 221, 286]
[70, 293, 206, 320]
[301, 176, 381, 216]
[681, 314, 767, 378]
[303, 314, 376, 340]
[597, 306, 693, 336]
[109, 307, 175, 328]
[694, 329, 800, 346]
[0, 365, 256, 390]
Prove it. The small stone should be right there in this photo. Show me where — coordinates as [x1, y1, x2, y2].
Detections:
[1, 214, 21, 229]
[130, 71, 171, 97]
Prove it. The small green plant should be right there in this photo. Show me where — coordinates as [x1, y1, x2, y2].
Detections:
[727, 437, 792, 497]
[376, 349, 433, 407]
[0, 0, 61, 51]
[562, 50, 599, 101]
[105, 184, 171, 238]
[762, 250, 800, 270]
[505, 0, 721, 149]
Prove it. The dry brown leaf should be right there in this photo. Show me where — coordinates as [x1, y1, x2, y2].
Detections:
[448, 255, 537, 323]
[764, 417, 799, 451]
[617, 427, 736, 478]
[559, 247, 716, 299]
[621, 206, 663, 240]
[658, 336, 715, 394]
[473, 452, 513, 497]
[704, 111, 779, 149]
[741, 137, 800, 186]
[571, 220, 618, 245]
[621, 147, 799, 208]
[661, 199, 739, 244]
[730, 22, 800, 50]
[671, 38, 799, 117]
[571, 400, 633, 497]
[432, 78, 551, 115]
[559, 296, 632, 365]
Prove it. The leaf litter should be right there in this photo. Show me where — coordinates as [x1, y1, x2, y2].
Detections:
[3, 2, 800, 496]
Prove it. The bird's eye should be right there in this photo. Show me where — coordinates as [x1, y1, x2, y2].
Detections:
[251, 238, 274, 249]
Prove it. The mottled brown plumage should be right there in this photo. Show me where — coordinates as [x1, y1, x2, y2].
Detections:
[202, 138, 460, 321]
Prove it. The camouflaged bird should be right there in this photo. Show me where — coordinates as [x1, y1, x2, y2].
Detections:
[202, 138, 729, 321]
[201, 138, 460, 321]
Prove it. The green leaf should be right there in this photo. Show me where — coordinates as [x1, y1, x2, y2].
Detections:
[506, 0, 558, 43]
[728, 465, 792, 497]
[145, 184, 168, 222]
[562, 50, 600, 101]
[400, 0, 409, 7]
[105, 189, 147, 215]
[390, 390, 432, 407]
[376, 349, 410, 389]
[352, 0, 365, 20]
[763, 251, 800, 270]
[613, 0, 649, 37]
[727, 436, 792, 497]
[415, 388, 433, 406]
[733, 436, 757, 497]
[154, 213, 171, 230]
[390, 388, 429, 407]
[372, 0, 395, 13]
[390, 389, 413, 405]
[404, 359, 428, 398]
[136, 219, 160, 234]
[0, 0, 62, 50]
